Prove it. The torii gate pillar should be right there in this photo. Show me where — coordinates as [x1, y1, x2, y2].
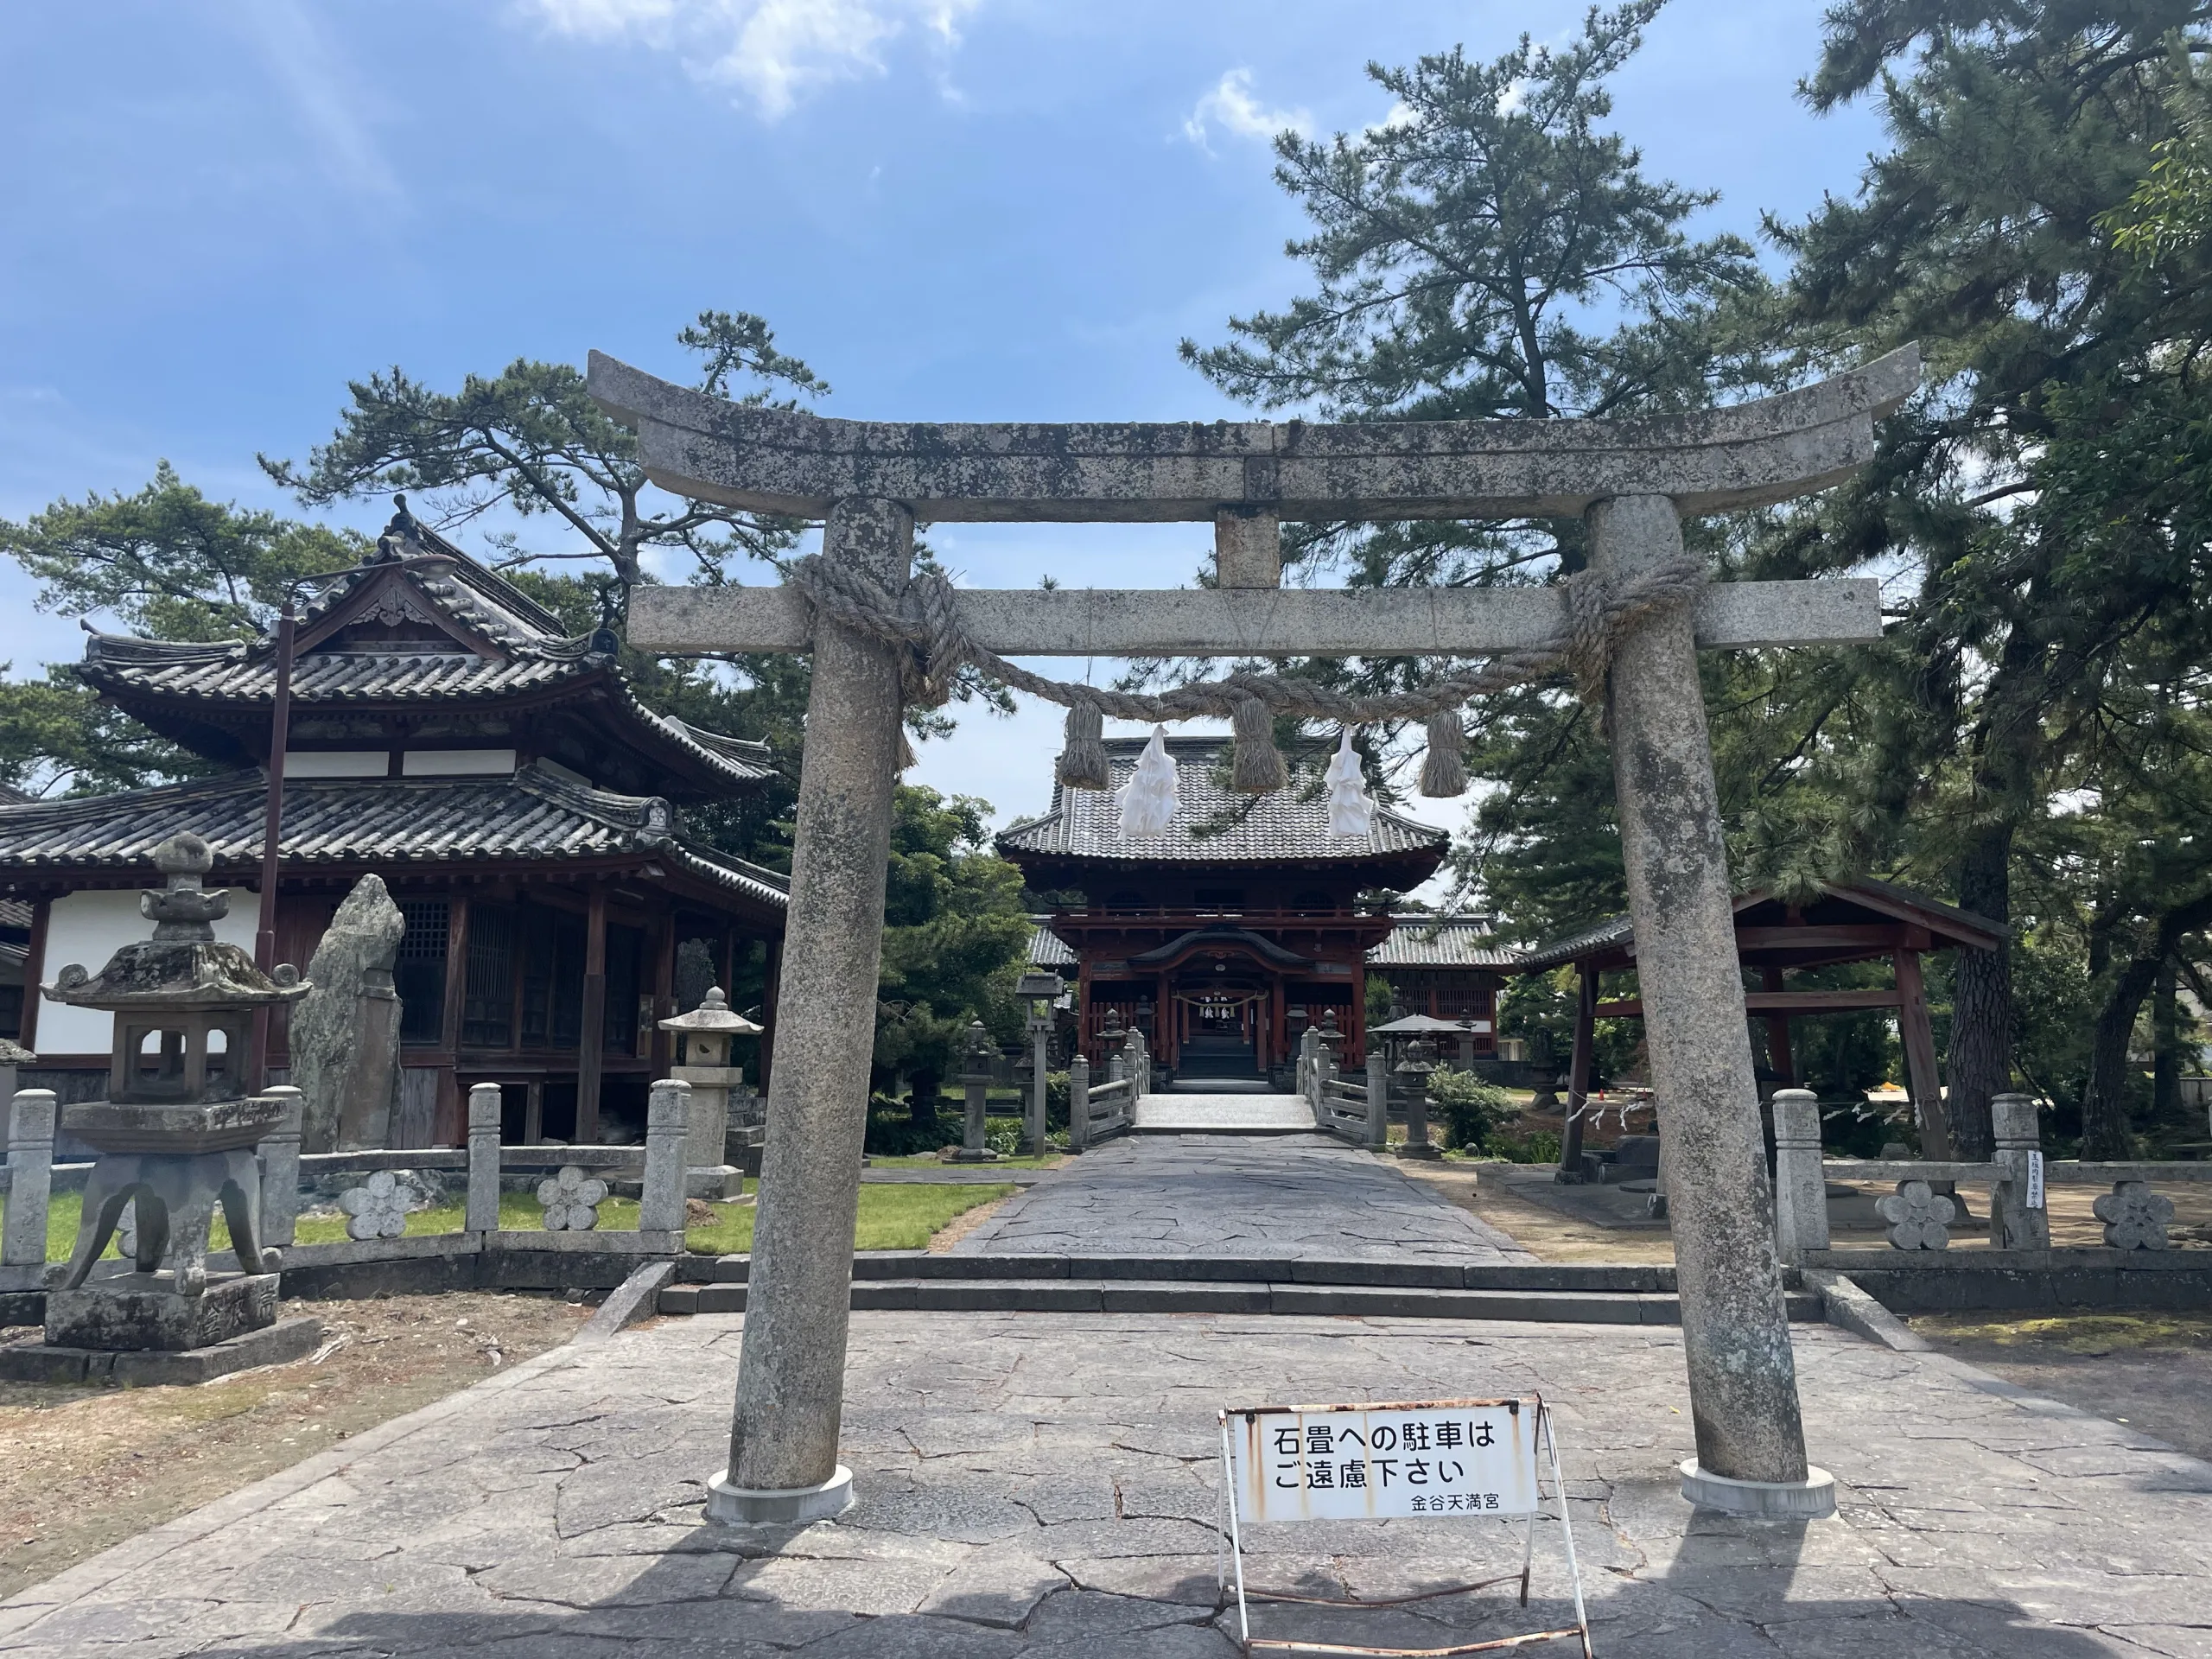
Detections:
[1590, 495, 1815, 1497]
[707, 496, 912, 1525]
[596, 344, 1919, 1524]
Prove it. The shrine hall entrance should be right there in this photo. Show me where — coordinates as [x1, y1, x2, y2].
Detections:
[1172, 976, 1268, 1082]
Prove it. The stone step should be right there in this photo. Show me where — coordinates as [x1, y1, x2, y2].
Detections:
[656, 1279, 1826, 1324]
[680, 1252, 1688, 1291]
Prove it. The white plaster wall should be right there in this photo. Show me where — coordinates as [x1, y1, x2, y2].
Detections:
[37, 887, 262, 1056]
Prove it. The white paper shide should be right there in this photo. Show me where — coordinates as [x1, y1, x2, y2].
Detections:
[1117, 725, 1179, 837]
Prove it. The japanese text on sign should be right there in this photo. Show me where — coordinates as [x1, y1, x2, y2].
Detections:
[1226, 1401, 1540, 1523]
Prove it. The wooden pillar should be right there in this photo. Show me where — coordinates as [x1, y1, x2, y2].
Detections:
[1558, 961, 1598, 1176]
[1893, 948, 1953, 1159]
[577, 887, 607, 1141]
[436, 895, 470, 1146]
[16, 899, 48, 1050]
[1348, 963, 1367, 1070]
[652, 915, 677, 1073]
[1761, 967, 1795, 1088]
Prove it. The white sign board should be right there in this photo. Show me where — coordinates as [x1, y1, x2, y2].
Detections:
[1224, 1399, 1541, 1523]
[2027, 1149, 2046, 1211]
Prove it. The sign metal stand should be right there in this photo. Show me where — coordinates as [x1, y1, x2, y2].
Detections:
[1216, 1395, 1593, 1658]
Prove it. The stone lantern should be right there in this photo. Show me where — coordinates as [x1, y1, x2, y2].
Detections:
[949, 1019, 1001, 1163]
[1014, 970, 1062, 1156]
[38, 832, 317, 1371]
[1394, 1033, 1444, 1160]
[661, 986, 761, 1198]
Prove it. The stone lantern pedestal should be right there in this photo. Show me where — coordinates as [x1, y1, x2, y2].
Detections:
[6, 834, 322, 1384]
[947, 1020, 1002, 1162]
[662, 987, 761, 1200]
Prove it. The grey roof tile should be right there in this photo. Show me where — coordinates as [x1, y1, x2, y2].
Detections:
[996, 737, 1446, 867]
[0, 764, 787, 911]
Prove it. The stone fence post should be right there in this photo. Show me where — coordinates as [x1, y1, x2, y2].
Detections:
[1988, 1091, 2049, 1250]
[1068, 1053, 1091, 1153]
[1770, 1089, 1828, 1262]
[257, 1085, 304, 1249]
[1125, 1027, 1148, 1098]
[1, 1090, 55, 1291]
[466, 1082, 503, 1235]
[640, 1079, 690, 1238]
[1365, 1049, 1389, 1149]
[1298, 1027, 1319, 1107]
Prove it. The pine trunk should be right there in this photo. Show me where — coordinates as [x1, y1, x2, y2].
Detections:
[2152, 961, 2180, 1126]
[2080, 955, 2158, 1160]
[1944, 824, 2012, 1160]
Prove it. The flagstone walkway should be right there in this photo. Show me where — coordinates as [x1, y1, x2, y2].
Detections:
[7, 1309, 2206, 1657]
[952, 1132, 1535, 1262]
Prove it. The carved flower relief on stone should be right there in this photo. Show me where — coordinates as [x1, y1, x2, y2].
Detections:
[2094, 1180, 2175, 1250]
[539, 1166, 608, 1231]
[1876, 1179, 1955, 1250]
[339, 1170, 412, 1241]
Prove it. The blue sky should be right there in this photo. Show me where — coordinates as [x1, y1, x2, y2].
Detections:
[0, 0, 1882, 835]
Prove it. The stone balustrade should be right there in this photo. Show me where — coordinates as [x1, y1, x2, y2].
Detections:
[1, 1078, 695, 1287]
[1770, 1087, 2205, 1261]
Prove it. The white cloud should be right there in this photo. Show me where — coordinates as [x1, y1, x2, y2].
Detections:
[235, 0, 401, 198]
[524, 0, 979, 119]
[1183, 68, 1307, 151]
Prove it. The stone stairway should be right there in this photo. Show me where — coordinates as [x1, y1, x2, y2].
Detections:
[657, 1251, 1827, 1323]
[1128, 1090, 1316, 1133]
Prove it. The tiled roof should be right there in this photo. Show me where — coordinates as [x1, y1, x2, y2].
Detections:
[1025, 923, 1077, 969]
[0, 765, 787, 912]
[1366, 916, 1517, 969]
[76, 518, 775, 791]
[996, 737, 1447, 868]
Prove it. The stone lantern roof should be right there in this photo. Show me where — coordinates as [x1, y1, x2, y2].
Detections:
[658, 986, 763, 1037]
[41, 834, 309, 1014]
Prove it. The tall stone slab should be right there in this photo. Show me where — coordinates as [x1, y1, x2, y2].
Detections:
[289, 874, 404, 1152]
[709, 496, 913, 1526]
[1588, 494, 1825, 1510]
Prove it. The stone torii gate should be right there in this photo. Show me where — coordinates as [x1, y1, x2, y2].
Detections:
[590, 344, 1921, 1524]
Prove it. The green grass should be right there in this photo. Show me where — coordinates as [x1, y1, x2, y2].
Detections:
[866, 1151, 1064, 1170]
[12, 1178, 1014, 1262]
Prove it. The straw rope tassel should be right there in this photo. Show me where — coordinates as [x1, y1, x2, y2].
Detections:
[1419, 707, 1469, 798]
[1230, 696, 1288, 793]
[1057, 702, 1109, 791]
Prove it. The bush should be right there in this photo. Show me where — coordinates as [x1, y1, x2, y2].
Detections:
[1488, 1127, 1562, 1165]
[863, 1093, 963, 1157]
[1425, 1066, 1514, 1152]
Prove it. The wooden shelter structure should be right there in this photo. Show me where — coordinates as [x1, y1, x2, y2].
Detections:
[0, 509, 787, 1148]
[1516, 878, 2005, 1167]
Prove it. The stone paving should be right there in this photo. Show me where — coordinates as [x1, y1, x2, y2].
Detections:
[953, 1133, 1534, 1262]
[8, 1310, 2211, 1657]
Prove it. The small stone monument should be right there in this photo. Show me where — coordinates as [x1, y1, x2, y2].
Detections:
[289, 873, 404, 1151]
[21, 834, 321, 1383]
[661, 986, 760, 1198]
[947, 1019, 1001, 1162]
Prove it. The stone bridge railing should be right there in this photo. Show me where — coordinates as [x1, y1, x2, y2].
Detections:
[1, 1079, 694, 1294]
[1067, 1033, 1145, 1151]
[1299, 1029, 1386, 1148]
[1773, 1089, 2203, 1260]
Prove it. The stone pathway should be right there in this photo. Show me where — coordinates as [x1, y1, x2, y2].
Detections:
[954, 1133, 1534, 1262]
[8, 1310, 2209, 1657]
[1128, 1091, 1316, 1133]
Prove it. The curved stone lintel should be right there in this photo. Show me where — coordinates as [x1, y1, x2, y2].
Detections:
[588, 345, 1922, 523]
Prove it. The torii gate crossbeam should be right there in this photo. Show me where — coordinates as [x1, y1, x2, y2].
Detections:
[592, 345, 1921, 1527]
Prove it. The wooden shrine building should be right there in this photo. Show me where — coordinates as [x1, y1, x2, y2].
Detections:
[0, 509, 788, 1148]
[1517, 877, 2004, 1156]
[999, 735, 1451, 1080]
